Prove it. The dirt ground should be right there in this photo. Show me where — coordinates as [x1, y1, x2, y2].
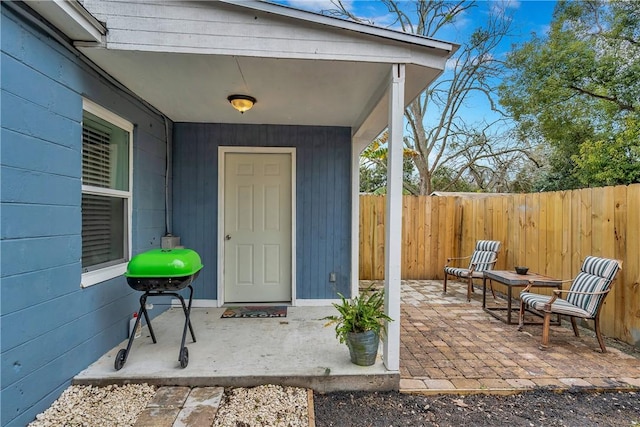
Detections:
[313, 389, 640, 427]
[314, 336, 640, 427]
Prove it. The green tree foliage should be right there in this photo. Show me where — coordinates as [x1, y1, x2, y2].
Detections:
[573, 117, 640, 186]
[359, 131, 421, 194]
[499, 0, 640, 190]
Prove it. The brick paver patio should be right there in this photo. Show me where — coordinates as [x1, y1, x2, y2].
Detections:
[364, 280, 640, 394]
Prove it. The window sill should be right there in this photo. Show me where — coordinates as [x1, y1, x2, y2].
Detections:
[82, 263, 127, 288]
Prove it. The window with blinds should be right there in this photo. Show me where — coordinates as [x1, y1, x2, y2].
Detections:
[81, 104, 132, 275]
[82, 124, 112, 188]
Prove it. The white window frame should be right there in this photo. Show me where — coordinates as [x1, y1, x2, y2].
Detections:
[81, 99, 133, 288]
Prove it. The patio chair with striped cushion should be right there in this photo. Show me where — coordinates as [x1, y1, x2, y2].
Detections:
[443, 240, 501, 302]
[518, 256, 622, 352]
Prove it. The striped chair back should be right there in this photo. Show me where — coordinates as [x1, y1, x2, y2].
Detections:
[469, 240, 501, 272]
[566, 256, 621, 318]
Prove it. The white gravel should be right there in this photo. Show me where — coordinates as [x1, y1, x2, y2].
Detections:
[28, 384, 157, 427]
[28, 384, 309, 427]
[213, 385, 309, 427]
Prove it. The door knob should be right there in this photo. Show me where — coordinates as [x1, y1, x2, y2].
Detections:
[225, 234, 231, 240]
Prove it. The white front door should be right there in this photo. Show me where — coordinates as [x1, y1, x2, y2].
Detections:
[223, 152, 292, 303]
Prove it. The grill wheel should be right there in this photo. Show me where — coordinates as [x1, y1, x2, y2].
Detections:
[114, 349, 127, 371]
[179, 347, 189, 368]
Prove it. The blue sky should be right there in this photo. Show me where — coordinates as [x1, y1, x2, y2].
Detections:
[276, 1, 557, 48]
[273, 1, 558, 127]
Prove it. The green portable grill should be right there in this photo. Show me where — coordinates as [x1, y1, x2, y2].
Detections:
[114, 248, 203, 370]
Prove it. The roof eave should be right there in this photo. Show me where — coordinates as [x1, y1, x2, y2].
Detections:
[25, 0, 106, 43]
[219, 0, 459, 57]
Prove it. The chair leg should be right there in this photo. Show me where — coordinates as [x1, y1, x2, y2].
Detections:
[466, 277, 472, 302]
[594, 315, 607, 353]
[570, 317, 580, 337]
[489, 279, 496, 299]
[443, 273, 448, 294]
[539, 311, 552, 350]
[517, 299, 525, 331]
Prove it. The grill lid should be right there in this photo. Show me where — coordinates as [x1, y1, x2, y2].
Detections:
[125, 248, 203, 278]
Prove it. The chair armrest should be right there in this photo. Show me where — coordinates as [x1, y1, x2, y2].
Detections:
[445, 255, 471, 267]
[470, 256, 498, 267]
[543, 293, 560, 310]
[522, 290, 560, 309]
[469, 256, 498, 272]
[447, 255, 471, 262]
[521, 277, 564, 294]
[521, 282, 535, 293]
[526, 288, 611, 313]
[521, 276, 569, 293]
[552, 288, 611, 297]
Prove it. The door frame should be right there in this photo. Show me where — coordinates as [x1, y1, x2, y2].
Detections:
[217, 146, 297, 307]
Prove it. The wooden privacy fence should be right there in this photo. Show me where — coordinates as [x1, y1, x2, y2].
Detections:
[359, 184, 640, 346]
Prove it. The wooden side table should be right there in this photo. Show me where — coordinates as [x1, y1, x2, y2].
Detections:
[483, 270, 562, 325]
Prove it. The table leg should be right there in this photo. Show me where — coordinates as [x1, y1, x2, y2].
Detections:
[507, 284, 513, 324]
[482, 276, 487, 308]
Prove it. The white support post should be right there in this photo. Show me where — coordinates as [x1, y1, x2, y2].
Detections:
[383, 64, 405, 371]
[351, 137, 371, 299]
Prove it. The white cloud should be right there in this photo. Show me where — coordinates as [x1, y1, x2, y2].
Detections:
[504, 0, 522, 9]
[490, 0, 521, 14]
[445, 57, 459, 72]
[537, 23, 551, 36]
[505, 0, 521, 10]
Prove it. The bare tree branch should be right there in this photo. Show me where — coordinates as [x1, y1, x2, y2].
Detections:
[568, 84, 637, 112]
[328, 0, 538, 194]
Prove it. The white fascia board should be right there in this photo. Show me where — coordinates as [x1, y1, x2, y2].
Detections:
[220, 0, 458, 56]
[27, 0, 106, 42]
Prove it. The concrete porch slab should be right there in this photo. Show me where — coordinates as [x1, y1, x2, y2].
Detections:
[74, 306, 398, 392]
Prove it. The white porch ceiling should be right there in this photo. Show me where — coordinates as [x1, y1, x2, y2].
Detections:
[78, 48, 441, 138]
[28, 0, 456, 139]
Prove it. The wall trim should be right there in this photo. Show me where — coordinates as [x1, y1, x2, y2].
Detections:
[295, 299, 341, 306]
[172, 298, 340, 307]
[172, 299, 218, 308]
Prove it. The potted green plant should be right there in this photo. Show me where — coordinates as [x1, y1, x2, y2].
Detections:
[324, 287, 393, 366]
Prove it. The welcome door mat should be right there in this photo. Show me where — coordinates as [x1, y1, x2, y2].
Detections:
[221, 306, 287, 318]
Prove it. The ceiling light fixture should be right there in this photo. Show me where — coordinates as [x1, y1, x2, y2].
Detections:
[227, 94, 256, 114]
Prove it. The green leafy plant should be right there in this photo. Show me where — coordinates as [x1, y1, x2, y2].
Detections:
[323, 288, 393, 344]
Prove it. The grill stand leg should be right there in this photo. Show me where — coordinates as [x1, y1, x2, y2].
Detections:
[114, 296, 149, 370]
[148, 287, 196, 367]
[140, 293, 157, 343]
[114, 282, 197, 370]
[176, 285, 195, 368]
[172, 287, 196, 344]
[114, 292, 157, 371]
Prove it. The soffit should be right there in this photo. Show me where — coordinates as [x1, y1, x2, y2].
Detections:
[70, 0, 454, 136]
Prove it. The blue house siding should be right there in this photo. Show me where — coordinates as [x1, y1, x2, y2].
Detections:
[173, 123, 352, 301]
[0, 5, 169, 426]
